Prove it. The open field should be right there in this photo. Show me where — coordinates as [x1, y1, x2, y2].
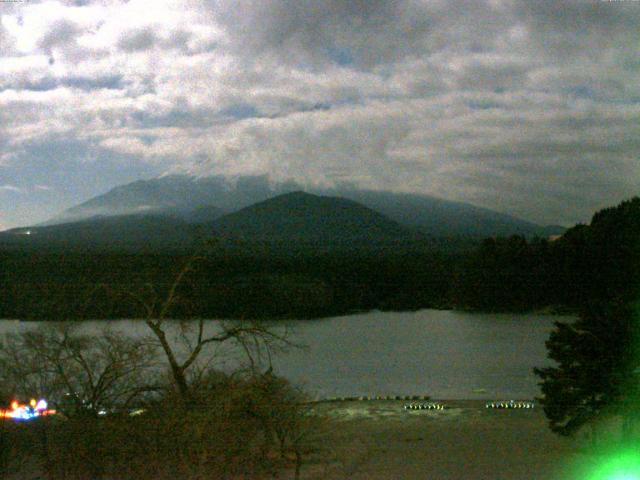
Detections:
[295, 400, 590, 480]
[0, 399, 615, 480]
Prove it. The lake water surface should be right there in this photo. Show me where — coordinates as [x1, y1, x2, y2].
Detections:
[0, 310, 568, 400]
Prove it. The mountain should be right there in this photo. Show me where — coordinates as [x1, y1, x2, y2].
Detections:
[327, 188, 566, 238]
[0, 214, 199, 251]
[42, 175, 563, 238]
[209, 191, 414, 245]
[0, 192, 416, 252]
[45, 175, 296, 225]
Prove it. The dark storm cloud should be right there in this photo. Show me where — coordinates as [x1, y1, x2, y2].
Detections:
[450, 55, 534, 92]
[515, 0, 640, 44]
[511, 0, 640, 99]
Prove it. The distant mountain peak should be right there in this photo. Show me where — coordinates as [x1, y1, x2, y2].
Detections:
[41, 174, 563, 238]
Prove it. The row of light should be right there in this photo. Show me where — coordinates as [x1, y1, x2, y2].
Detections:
[0, 399, 56, 421]
[485, 400, 534, 409]
[402, 400, 536, 411]
[404, 402, 446, 410]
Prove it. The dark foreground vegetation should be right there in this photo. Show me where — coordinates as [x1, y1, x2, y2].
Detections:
[531, 198, 640, 446]
[535, 299, 640, 441]
[0, 374, 320, 480]
[0, 316, 323, 480]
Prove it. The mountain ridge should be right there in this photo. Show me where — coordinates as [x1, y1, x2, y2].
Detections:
[0, 191, 419, 251]
[38, 175, 564, 238]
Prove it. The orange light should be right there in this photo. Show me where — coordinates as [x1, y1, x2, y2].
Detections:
[1, 399, 56, 421]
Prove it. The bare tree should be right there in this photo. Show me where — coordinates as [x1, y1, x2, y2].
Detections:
[115, 253, 294, 400]
[0, 323, 159, 417]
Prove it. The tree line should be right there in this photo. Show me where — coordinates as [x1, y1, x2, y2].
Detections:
[533, 197, 640, 445]
[454, 197, 640, 312]
[1, 197, 638, 320]
[0, 245, 460, 320]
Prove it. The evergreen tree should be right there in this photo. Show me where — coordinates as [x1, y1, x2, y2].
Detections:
[534, 300, 640, 437]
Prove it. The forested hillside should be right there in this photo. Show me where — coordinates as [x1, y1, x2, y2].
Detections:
[0, 197, 636, 320]
[454, 197, 640, 312]
[0, 246, 458, 320]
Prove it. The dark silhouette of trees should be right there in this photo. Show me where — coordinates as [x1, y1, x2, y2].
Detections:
[0, 324, 162, 479]
[585, 197, 640, 304]
[453, 235, 553, 311]
[0, 242, 463, 321]
[0, 323, 159, 418]
[534, 197, 640, 439]
[534, 300, 640, 439]
[454, 196, 640, 313]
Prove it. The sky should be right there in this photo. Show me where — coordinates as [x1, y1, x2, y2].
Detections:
[0, 0, 638, 230]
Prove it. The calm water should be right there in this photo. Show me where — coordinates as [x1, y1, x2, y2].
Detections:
[0, 310, 567, 400]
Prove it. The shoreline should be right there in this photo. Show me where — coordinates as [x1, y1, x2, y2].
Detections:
[297, 398, 583, 480]
[2, 303, 576, 323]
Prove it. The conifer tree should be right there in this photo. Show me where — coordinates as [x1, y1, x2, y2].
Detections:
[535, 300, 640, 437]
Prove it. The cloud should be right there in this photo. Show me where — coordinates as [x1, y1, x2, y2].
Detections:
[0, 185, 23, 194]
[0, 0, 638, 229]
[37, 18, 84, 54]
[210, 0, 494, 68]
[118, 26, 158, 52]
[99, 135, 152, 156]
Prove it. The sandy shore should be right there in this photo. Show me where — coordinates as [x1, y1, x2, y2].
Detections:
[294, 399, 586, 480]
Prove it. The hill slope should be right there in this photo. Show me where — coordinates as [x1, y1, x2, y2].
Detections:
[0, 214, 199, 251]
[209, 191, 414, 245]
[330, 188, 564, 238]
[46, 175, 293, 225]
[0, 193, 416, 251]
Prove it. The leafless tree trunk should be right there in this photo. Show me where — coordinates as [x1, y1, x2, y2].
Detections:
[119, 253, 293, 400]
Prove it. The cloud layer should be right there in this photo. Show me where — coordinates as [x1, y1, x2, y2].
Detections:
[0, 0, 638, 229]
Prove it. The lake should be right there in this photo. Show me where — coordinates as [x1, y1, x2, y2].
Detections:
[0, 309, 567, 400]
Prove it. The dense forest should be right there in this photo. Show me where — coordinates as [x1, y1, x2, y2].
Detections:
[454, 196, 640, 312]
[0, 197, 637, 320]
[0, 245, 461, 320]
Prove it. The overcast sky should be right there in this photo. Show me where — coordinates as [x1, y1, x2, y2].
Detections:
[0, 0, 638, 230]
